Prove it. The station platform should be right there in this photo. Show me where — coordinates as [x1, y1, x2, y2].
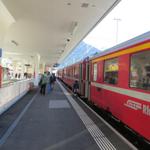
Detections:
[0, 80, 137, 150]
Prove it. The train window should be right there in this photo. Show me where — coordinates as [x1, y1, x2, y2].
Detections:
[104, 58, 118, 85]
[130, 50, 150, 90]
[93, 63, 97, 81]
[74, 65, 79, 78]
[68, 68, 72, 77]
[64, 69, 67, 76]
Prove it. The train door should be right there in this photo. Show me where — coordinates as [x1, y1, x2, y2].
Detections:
[85, 61, 90, 100]
[79, 63, 83, 95]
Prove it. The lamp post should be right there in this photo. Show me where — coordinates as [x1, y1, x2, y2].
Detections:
[114, 18, 121, 44]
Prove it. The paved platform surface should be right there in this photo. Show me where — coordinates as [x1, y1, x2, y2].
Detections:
[0, 89, 37, 139]
[0, 81, 136, 150]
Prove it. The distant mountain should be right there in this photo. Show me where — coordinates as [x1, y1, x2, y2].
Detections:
[59, 41, 101, 68]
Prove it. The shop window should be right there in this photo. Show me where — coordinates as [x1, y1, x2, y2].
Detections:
[130, 50, 150, 90]
[93, 63, 97, 81]
[104, 58, 118, 85]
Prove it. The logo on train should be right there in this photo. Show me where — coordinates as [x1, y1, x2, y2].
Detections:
[124, 100, 150, 116]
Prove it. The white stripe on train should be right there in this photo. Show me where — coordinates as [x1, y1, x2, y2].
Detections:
[91, 82, 150, 103]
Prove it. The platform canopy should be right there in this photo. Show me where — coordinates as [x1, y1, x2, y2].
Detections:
[1, 0, 121, 66]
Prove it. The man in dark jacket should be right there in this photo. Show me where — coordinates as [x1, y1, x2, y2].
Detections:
[40, 72, 47, 95]
[73, 80, 79, 95]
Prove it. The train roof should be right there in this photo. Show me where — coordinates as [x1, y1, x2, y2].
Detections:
[90, 31, 150, 61]
[59, 31, 150, 69]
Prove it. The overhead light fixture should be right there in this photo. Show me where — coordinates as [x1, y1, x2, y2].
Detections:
[53, 63, 60, 67]
[92, 4, 96, 7]
[58, 50, 64, 53]
[81, 3, 89, 8]
[11, 40, 18, 46]
[70, 21, 78, 35]
[25, 64, 31, 67]
[67, 2, 71, 6]
[67, 38, 70, 42]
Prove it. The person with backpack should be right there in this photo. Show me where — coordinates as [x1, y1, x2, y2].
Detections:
[49, 74, 53, 90]
[52, 73, 56, 84]
[40, 72, 47, 95]
[46, 72, 51, 93]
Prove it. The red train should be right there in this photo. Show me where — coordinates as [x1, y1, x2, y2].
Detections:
[57, 31, 150, 142]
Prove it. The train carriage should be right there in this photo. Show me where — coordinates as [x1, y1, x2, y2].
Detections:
[89, 31, 150, 141]
[58, 31, 150, 141]
[60, 62, 80, 90]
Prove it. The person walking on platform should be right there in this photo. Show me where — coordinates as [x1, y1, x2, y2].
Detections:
[52, 73, 56, 88]
[49, 74, 54, 90]
[72, 80, 79, 95]
[40, 72, 47, 95]
[46, 72, 51, 93]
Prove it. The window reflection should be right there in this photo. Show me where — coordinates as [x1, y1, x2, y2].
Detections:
[93, 63, 97, 81]
[104, 58, 118, 85]
[130, 50, 150, 90]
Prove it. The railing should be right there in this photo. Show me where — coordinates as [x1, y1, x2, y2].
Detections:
[0, 79, 33, 115]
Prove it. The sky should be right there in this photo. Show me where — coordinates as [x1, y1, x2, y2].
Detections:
[60, 0, 150, 68]
[83, 0, 150, 51]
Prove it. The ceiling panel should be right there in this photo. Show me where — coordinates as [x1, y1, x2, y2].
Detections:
[1, 0, 121, 65]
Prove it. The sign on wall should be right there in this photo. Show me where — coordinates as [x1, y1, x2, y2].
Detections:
[0, 48, 2, 57]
